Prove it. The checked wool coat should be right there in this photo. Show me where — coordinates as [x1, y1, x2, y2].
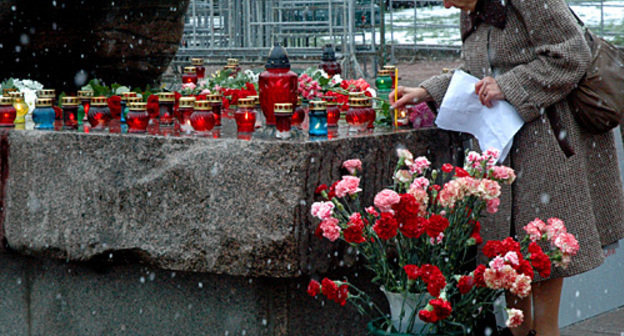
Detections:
[419, 0, 624, 279]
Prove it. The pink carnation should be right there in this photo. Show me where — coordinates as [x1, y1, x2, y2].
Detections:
[342, 159, 362, 175]
[486, 198, 500, 214]
[500, 265, 518, 289]
[478, 179, 501, 200]
[396, 148, 413, 161]
[334, 176, 362, 198]
[466, 151, 482, 165]
[484, 268, 504, 289]
[483, 148, 500, 168]
[410, 177, 430, 191]
[319, 217, 341, 242]
[510, 274, 532, 298]
[489, 256, 506, 271]
[199, 88, 211, 95]
[429, 232, 444, 245]
[365, 206, 379, 217]
[374, 189, 400, 212]
[311, 201, 335, 220]
[409, 156, 431, 175]
[506, 308, 524, 328]
[523, 218, 546, 242]
[504, 251, 520, 267]
[553, 233, 579, 256]
[182, 82, 196, 90]
[491, 166, 516, 184]
[545, 218, 567, 240]
[394, 169, 412, 183]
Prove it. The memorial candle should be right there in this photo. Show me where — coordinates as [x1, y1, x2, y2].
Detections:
[61, 96, 79, 130]
[182, 66, 198, 84]
[274, 103, 293, 139]
[88, 96, 112, 130]
[234, 97, 257, 134]
[0, 96, 17, 127]
[190, 100, 216, 134]
[127, 102, 150, 133]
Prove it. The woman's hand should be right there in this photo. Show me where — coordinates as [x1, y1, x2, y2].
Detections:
[389, 86, 430, 109]
[475, 76, 505, 108]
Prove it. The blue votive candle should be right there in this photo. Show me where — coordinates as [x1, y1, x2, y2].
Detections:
[308, 100, 328, 136]
[33, 97, 56, 130]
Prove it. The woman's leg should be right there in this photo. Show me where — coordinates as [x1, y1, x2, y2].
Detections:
[505, 292, 533, 336]
[532, 277, 563, 336]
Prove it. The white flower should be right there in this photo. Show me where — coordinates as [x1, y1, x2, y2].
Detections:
[329, 74, 343, 86]
[244, 69, 259, 83]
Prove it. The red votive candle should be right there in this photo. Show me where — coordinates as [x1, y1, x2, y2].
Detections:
[235, 97, 257, 134]
[346, 97, 368, 133]
[206, 94, 222, 127]
[182, 66, 198, 84]
[157, 92, 176, 126]
[274, 102, 293, 139]
[61, 96, 79, 130]
[365, 98, 376, 129]
[190, 100, 216, 134]
[0, 97, 16, 127]
[323, 96, 340, 127]
[192, 58, 206, 80]
[78, 90, 93, 122]
[88, 96, 112, 130]
[292, 97, 306, 129]
[127, 102, 150, 133]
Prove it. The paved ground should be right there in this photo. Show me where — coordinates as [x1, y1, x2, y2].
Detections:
[561, 306, 624, 336]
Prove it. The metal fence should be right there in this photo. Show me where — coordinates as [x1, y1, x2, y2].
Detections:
[172, 0, 623, 78]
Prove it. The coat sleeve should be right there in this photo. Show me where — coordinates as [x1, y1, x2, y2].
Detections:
[495, 0, 590, 123]
[419, 64, 466, 107]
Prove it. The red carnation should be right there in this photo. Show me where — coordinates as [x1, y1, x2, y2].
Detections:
[455, 167, 470, 177]
[441, 163, 454, 173]
[483, 240, 503, 258]
[373, 212, 398, 240]
[501, 237, 521, 254]
[431, 184, 441, 191]
[430, 298, 452, 320]
[146, 94, 159, 119]
[400, 216, 427, 239]
[529, 242, 551, 278]
[53, 106, 63, 120]
[404, 264, 420, 280]
[343, 223, 366, 244]
[457, 275, 474, 294]
[419, 264, 446, 297]
[336, 284, 349, 306]
[473, 264, 487, 287]
[321, 278, 338, 301]
[307, 279, 321, 296]
[315, 184, 328, 195]
[418, 309, 438, 323]
[327, 181, 339, 200]
[470, 220, 483, 245]
[393, 193, 421, 225]
[517, 258, 535, 279]
[425, 214, 449, 238]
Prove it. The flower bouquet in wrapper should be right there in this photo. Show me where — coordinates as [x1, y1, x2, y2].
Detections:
[306, 149, 579, 335]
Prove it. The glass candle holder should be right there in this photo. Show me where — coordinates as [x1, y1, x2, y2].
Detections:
[383, 65, 397, 89]
[190, 100, 216, 134]
[127, 102, 150, 133]
[2, 88, 17, 97]
[33, 98, 55, 130]
[182, 66, 198, 84]
[88, 96, 112, 130]
[346, 97, 369, 133]
[376, 69, 393, 105]
[364, 98, 376, 129]
[0, 96, 17, 127]
[157, 92, 176, 126]
[9, 92, 28, 124]
[225, 58, 241, 76]
[234, 97, 257, 134]
[191, 58, 206, 80]
[120, 92, 137, 123]
[308, 100, 328, 136]
[178, 97, 196, 133]
[258, 44, 298, 126]
[248, 95, 263, 128]
[77, 90, 94, 124]
[292, 97, 307, 129]
[319, 44, 341, 77]
[61, 96, 79, 130]
[37, 89, 58, 120]
[274, 103, 293, 139]
[323, 95, 340, 127]
[206, 94, 222, 127]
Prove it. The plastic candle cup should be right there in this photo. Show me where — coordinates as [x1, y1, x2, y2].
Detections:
[274, 103, 294, 139]
[234, 97, 257, 134]
[322, 95, 340, 127]
[346, 97, 369, 133]
[224, 58, 241, 76]
[376, 69, 393, 105]
[190, 100, 216, 135]
[383, 65, 397, 89]
[191, 58, 206, 80]
[77, 90, 94, 124]
[178, 97, 196, 133]
[157, 92, 176, 126]
[258, 43, 298, 126]
[120, 91, 137, 123]
[88, 96, 112, 130]
[33, 98, 55, 130]
[319, 44, 341, 77]
[0, 96, 17, 127]
[9, 92, 28, 124]
[60, 96, 79, 130]
[308, 100, 328, 137]
[292, 97, 307, 129]
[127, 102, 150, 133]
[363, 97, 376, 129]
[206, 94, 222, 127]
[182, 66, 198, 84]
[249, 95, 263, 128]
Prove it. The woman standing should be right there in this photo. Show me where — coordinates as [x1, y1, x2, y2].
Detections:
[390, 0, 624, 335]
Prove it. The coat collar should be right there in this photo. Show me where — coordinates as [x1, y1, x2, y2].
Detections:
[461, 0, 508, 41]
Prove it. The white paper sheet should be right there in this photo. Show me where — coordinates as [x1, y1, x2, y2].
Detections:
[435, 70, 524, 162]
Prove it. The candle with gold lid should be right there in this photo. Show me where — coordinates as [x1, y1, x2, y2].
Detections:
[234, 97, 257, 134]
[77, 90, 94, 124]
[206, 93, 222, 127]
[9, 91, 28, 124]
[191, 58, 206, 79]
[2, 88, 17, 97]
[33, 98, 55, 130]
[190, 100, 216, 134]
[225, 58, 241, 76]
[182, 66, 198, 84]
[127, 102, 149, 133]
[323, 95, 340, 127]
[61, 96, 80, 130]
[178, 96, 196, 132]
[274, 102, 294, 139]
[157, 92, 176, 126]
[383, 65, 397, 89]
[308, 100, 328, 136]
[0, 96, 17, 127]
[346, 96, 369, 132]
[292, 96, 306, 129]
[88, 96, 112, 129]
[119, 91, 137, 122]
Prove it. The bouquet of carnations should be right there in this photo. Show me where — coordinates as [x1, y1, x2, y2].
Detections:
[307, 148, 579, 335]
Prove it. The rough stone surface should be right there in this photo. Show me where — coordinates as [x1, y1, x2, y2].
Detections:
[4, 126, 463, 277]
[0, 0, 189, 90]
[0, 252, 385, 336]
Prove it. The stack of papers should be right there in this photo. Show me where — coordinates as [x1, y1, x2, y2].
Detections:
[435, 70, 524, 162]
